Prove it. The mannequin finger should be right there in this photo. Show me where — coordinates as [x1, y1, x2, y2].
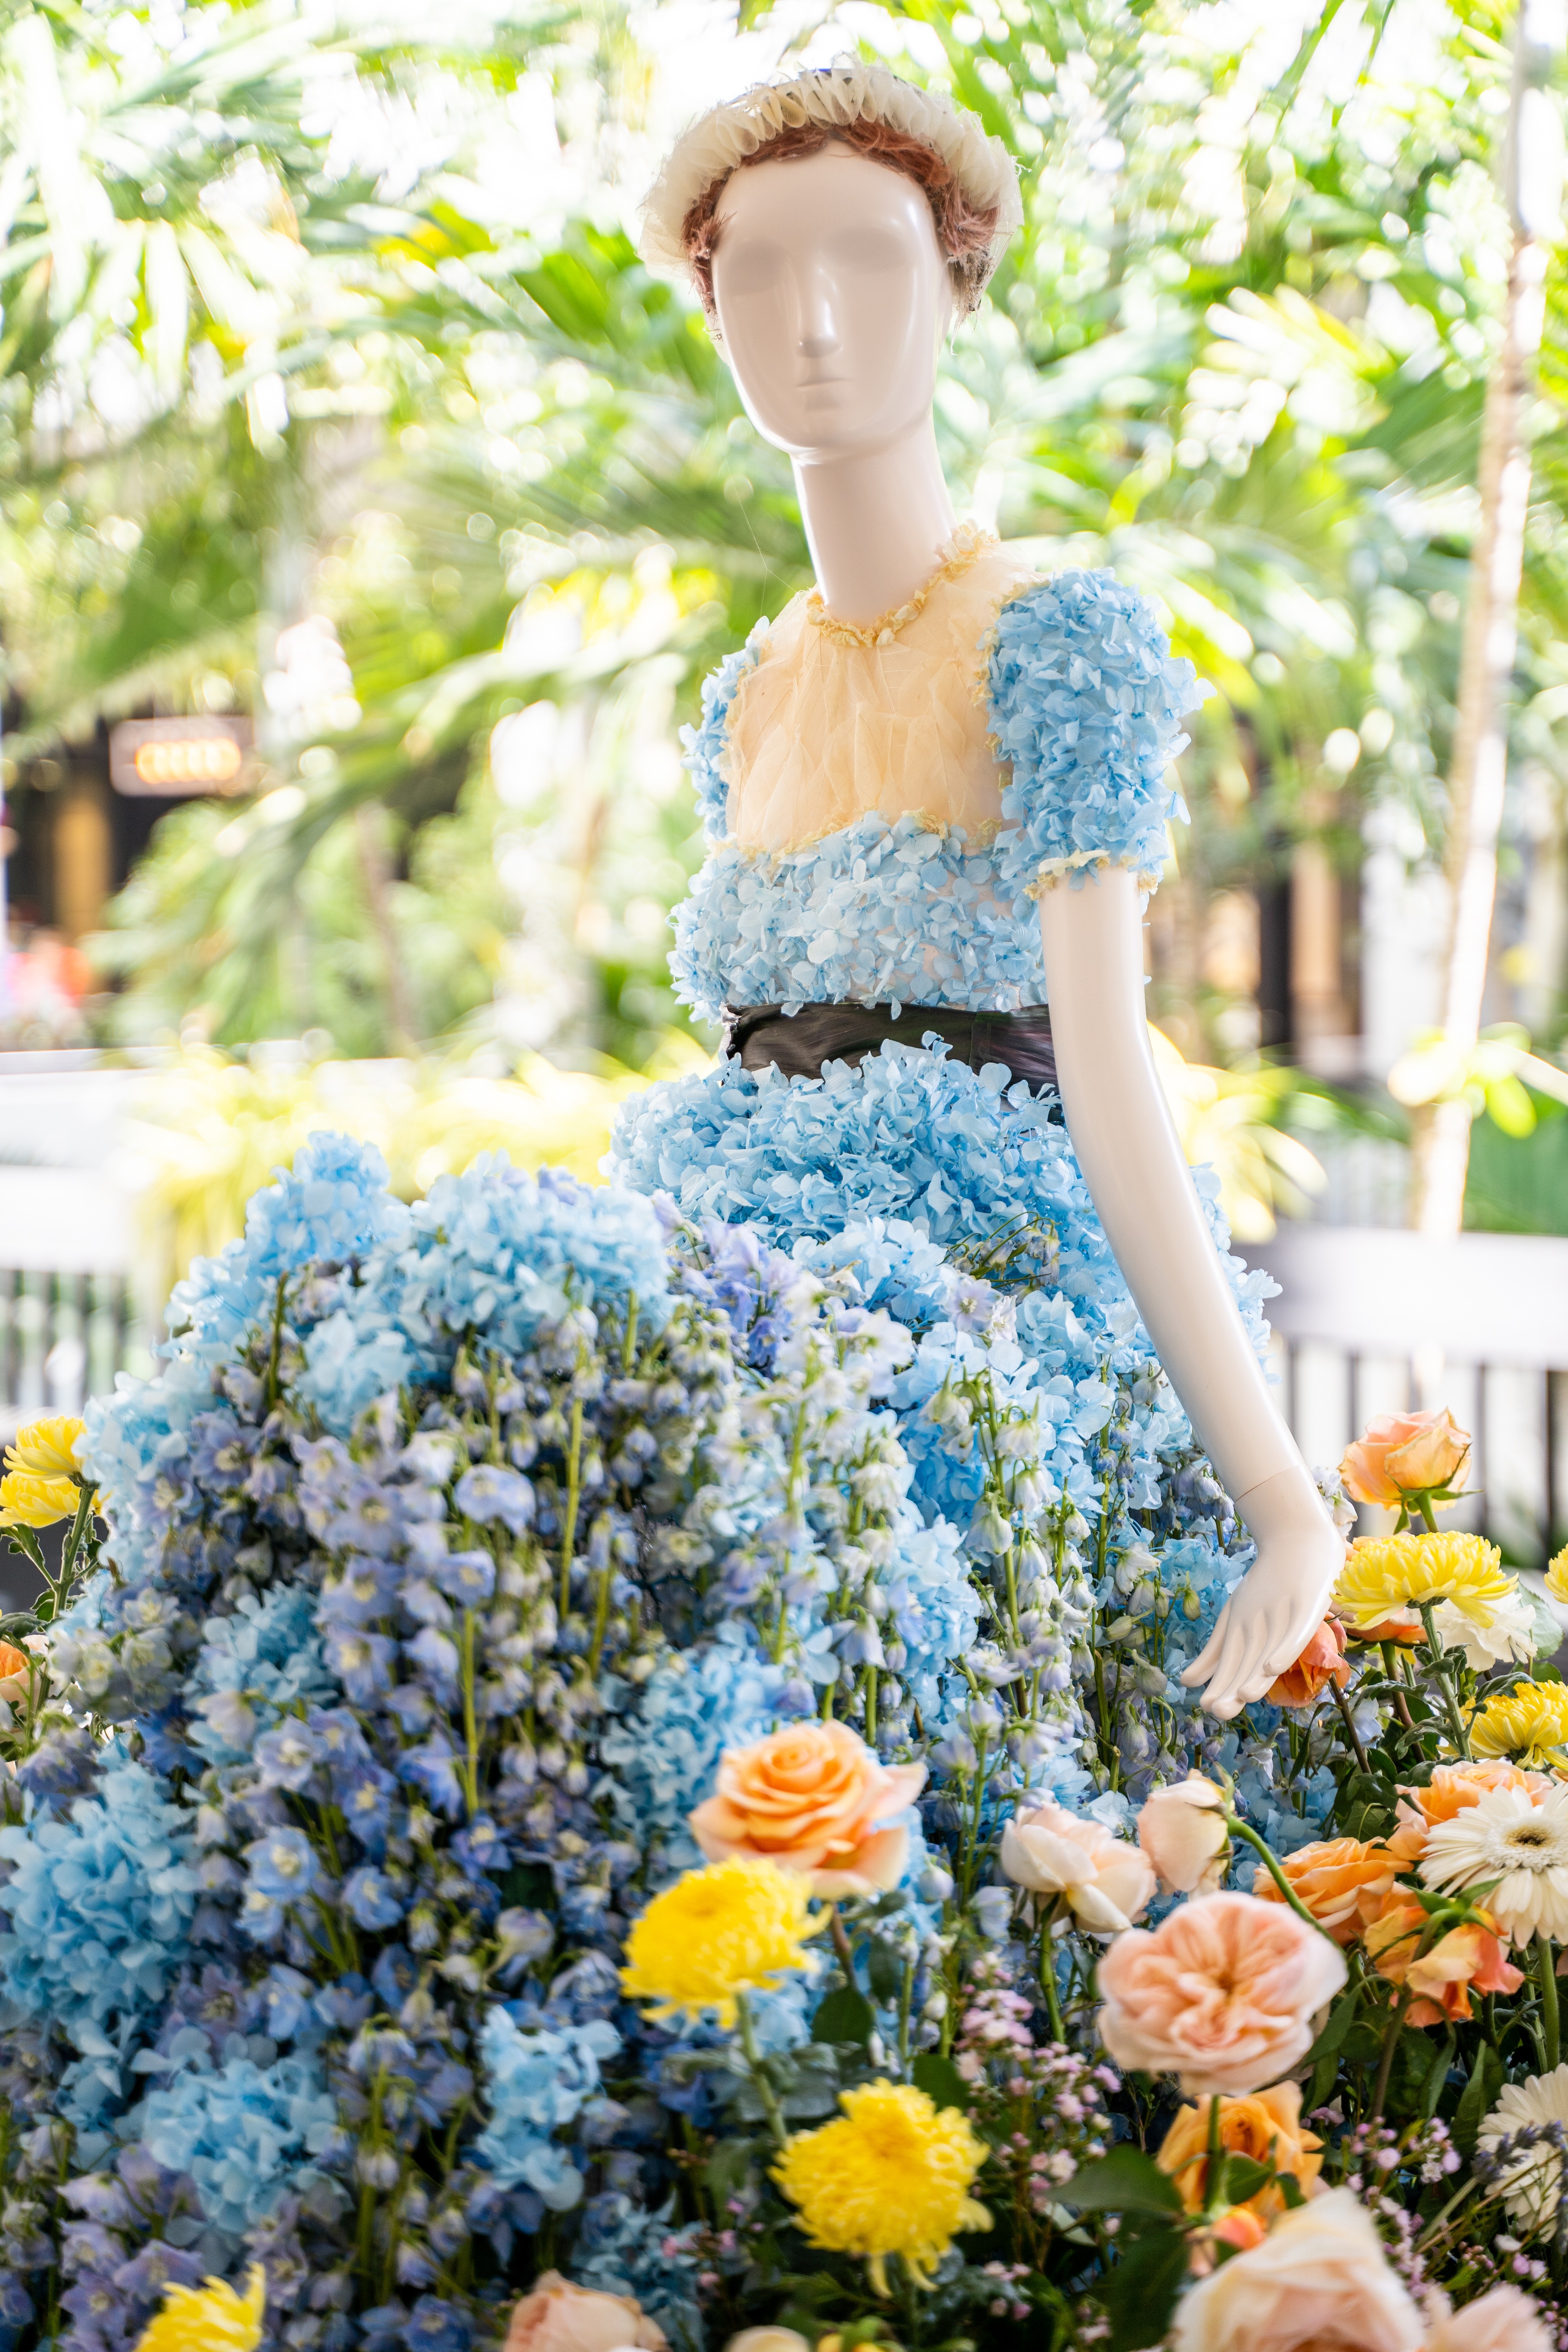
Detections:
[1196, 1622, 1250, 1715]
[1180, 1605, 1232, 1687]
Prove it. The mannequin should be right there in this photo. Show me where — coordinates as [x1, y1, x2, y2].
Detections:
[630, 86, 1343, 1718]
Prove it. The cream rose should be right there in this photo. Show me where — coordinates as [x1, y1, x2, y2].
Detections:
[1171, 2187, 1426, 2352]
[505, 2274, 666, 2352]
[1136, 1775, 1230, 1895]
[1424, 2285, 1553, 2352]
[688, 1720, 926, 1896]
[1000, 1796, 1156, 1936]
[1097, 1890, 1347, 2097]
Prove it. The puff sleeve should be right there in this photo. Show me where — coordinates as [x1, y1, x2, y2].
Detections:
[679, 626, 765, 841]
[985, 569, 1204, 897]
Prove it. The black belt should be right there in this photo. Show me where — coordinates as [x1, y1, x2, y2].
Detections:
[722, 1002, 1059, 1096]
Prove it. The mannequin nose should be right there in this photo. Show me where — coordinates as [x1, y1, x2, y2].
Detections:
[797, 264, 842, 362]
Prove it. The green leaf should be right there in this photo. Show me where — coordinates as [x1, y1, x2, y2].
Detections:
[866, 1940, 904, 2002]
[704, 2137, 755, 2203]
[1278, 2172, 1307, 2209]
[911, 2052, 972, 2112]
[1103, 2223, 1190, 2352]
[1215, 2153, 1274, 2206]
[811, 1986, 875, 2048]
[1303, 1989, 1359, 2068]
[1060, 2146, 1183, 2215]
[1421, 2029, 1457, 2121]
[1454, 2040, 1505, 2156]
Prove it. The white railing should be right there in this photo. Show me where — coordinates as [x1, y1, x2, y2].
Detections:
[1243, 1224, 1568, 1566]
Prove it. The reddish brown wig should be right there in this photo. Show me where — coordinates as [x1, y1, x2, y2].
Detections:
[682, 118, 1000, 321]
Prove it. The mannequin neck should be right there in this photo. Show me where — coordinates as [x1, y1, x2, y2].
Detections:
[792, 416, 958, 626]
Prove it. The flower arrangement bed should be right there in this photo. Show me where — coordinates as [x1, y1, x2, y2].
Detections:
[1, 1139, 1567, 2351]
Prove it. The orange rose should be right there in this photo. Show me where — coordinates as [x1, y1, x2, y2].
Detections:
[1265, 1616, 1351, 1709]
[1250, 1836, 1409, 1945]
[1396, 1758, 1550, 1836]
[0, 1641, 31, 1702]
[1156, 2082, 1324, 2218]
[1363, 1896, 1524, 2026]
[688, 1720, 926, 1896]
[1345, 1613, 1424, 1645]
[1341, 1407, 1469, 1508]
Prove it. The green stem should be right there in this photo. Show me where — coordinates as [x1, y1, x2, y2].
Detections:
[1038, 1911, 1065, 2044]
[1371, 1984, 1416, 2123]
[1330, 1675, 1371, 1776]
[1540, 1933, 1562, 2072]
[734, 1990, 789, 2152]
[557, 1396, 584, 1621]
[1418, 1602, 1472, 1758]
[1225, 1816, 1339, 1942]
[1203, 2094, 1225, 2216]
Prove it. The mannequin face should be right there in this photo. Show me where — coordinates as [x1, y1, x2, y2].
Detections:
[710, 144, 952, 461]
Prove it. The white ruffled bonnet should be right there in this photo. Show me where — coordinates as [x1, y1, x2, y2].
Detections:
[639, 55, 1023, 293]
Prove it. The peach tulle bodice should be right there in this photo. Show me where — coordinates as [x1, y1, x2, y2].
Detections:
[721, 525, 1037, 853]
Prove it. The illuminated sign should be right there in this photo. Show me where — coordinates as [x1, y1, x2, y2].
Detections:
[109, 717, 252, 797]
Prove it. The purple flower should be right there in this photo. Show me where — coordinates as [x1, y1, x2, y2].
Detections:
[454, 1465, 534, 1534]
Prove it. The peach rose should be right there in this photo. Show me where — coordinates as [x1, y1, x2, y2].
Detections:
[1137, 1775, 1230, 1895]
[1188, 2204, 1268, 2274]
[1000, 1796, 1156, 1935]
[688, 1720, 925, 1897]
[0, 1641, 31, 1703]
[1397, 1759, 1550, 1836]
[1424, 2285, 1553, 2352]
[1362, 1898, 1524, 2027]
[1096, 1890, 1347, 2097]
[1171, 2187, 1426, 2352]
[506, 2274, 666, 2352]
[1250, 1835, 1410, 1946]
[1156, 2082, 1324, 2218]
[1265, 1615, 1351, 1709]
[1341, 1407, 1469, 1508]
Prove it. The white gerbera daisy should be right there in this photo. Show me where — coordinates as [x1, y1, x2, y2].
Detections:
[1434, 1588, 1537, 1670]
[1418, 1782, 1568, 1943]
[1479, 2063, 1568, 2226]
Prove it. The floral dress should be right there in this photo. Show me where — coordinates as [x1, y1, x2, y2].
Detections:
[610, 527, 1276, 1550]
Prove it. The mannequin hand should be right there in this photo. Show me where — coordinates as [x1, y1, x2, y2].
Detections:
[1179, 1466, 1345, 1719]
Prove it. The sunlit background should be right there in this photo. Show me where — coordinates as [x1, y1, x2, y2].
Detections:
[4, 0, 1568, 1578]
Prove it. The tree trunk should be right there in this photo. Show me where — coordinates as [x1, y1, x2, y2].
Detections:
[1409, 3, 1561, 1233]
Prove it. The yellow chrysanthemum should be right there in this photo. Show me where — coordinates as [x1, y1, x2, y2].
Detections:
[1547, 1547, 1568, 1608]
[4, 1414, 86, 1480]
[1471, 1679, 1568, 1764]
[619, 1858, 825, 2027]
[1333, 1530, 1516, 1633]
[773, 2078, 990, 2296]
[0, 1468, 79, 1530]
[133, 2266, 264, 2352]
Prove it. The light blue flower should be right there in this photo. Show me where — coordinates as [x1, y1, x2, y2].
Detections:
[472, 2010, 619, 2209]
[0, 1759, 198, 2047]
[132, 2049, 341, 2243]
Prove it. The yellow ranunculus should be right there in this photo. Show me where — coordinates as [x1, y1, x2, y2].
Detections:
[773, 2078, 989, 2297]
[1471, 1679, 1568, 1764]
[619, 1858, 824, 2028]
[0, 1469, 79, 1530]
[4, 1414, 86, 1480]
[133, 2266, 264, 2352]
[1333, 1531, 1516, 1634]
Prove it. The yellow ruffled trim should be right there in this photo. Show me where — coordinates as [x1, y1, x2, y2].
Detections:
[806, 522, 998, 650]
[1025, 851, 1163, 899]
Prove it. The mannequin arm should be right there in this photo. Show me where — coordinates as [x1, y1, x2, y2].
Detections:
[1037, 866, 1343, 1717]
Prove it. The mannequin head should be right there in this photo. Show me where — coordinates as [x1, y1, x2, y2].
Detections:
[710, 143, 952, 461]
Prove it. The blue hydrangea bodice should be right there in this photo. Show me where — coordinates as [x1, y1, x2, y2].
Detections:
[670, 564, 1202, 1023]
